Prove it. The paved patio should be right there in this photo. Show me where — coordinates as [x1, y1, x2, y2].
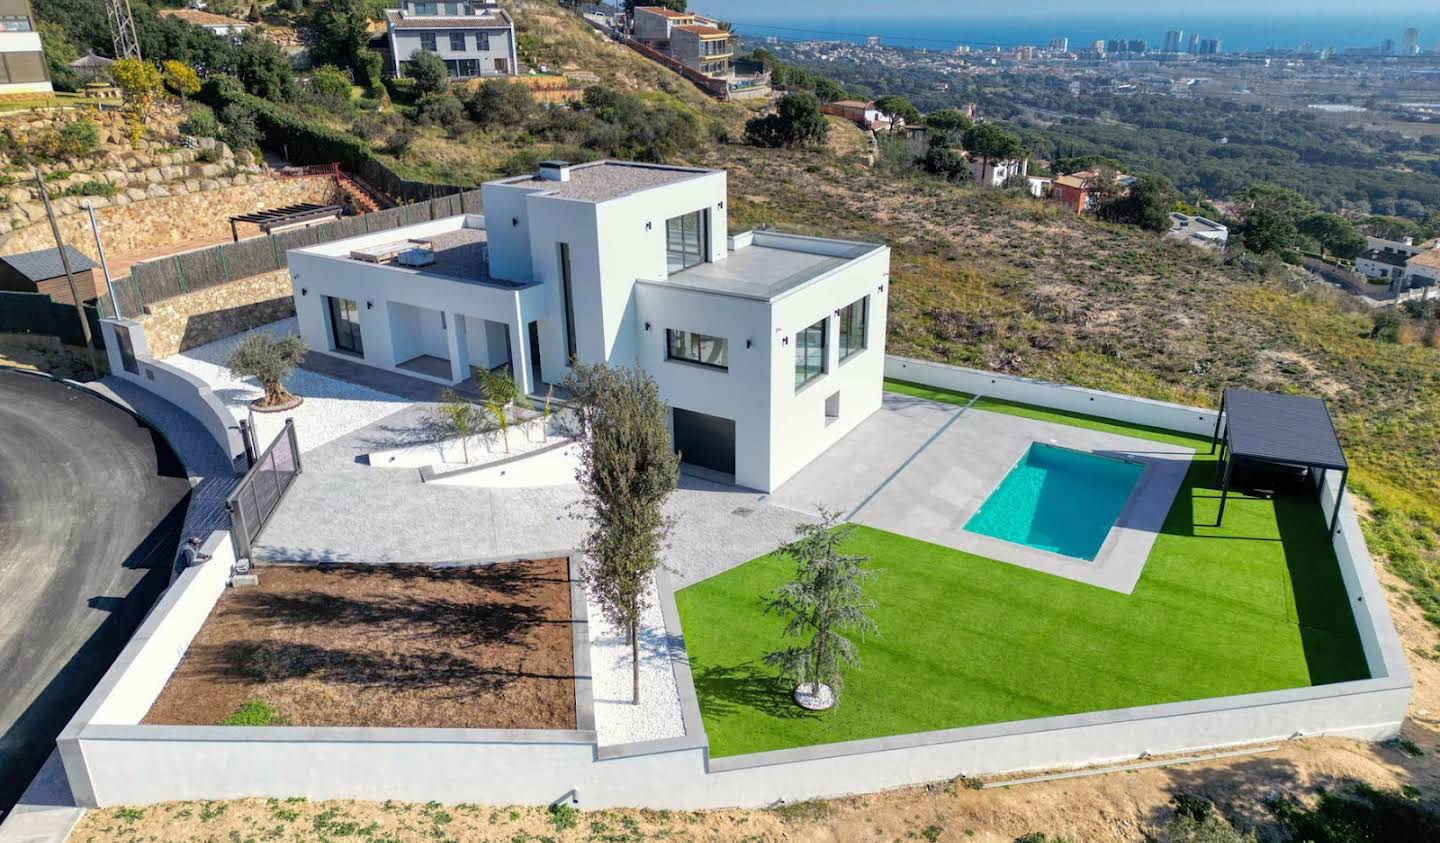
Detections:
[250, 390, 1192, 590]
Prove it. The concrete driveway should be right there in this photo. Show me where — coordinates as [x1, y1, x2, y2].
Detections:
[0, 370, 191, 818]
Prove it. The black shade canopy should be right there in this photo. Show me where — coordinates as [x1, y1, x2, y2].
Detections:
[1211, 388, 1349, 534]
[1221, 389, 1347, 470]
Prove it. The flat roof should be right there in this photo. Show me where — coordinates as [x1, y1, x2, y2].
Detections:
[656, 234, 881, 301]
[1221, 388, 1347, 470]
[490, 161, 715, 203]
[1359, 248, 1409, 268]
[314, 224, 524, 289]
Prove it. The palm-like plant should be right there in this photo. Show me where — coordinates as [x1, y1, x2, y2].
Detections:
[763, 509, 879, 710]
[476, 366, 521, 454]
[437, 389, 480, 463]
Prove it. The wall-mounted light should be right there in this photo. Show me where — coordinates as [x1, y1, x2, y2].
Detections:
[644, 321, 651, 331]
[300, 287, 308, 296]
[834, 308, 842, 317]
[645, 221, 653, 231]
[512, 217, 519, 226]
[879, 284, 886, 293]
[718, 200, 725, 209]
[745, 339, 752, 349]
[781, 336, 789, 347]
[366, 300, 374, 310]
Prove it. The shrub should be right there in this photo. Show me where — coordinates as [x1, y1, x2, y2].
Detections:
[463, 79, 534, 130]
[407, 49, 449, 95]
[307, 64, 354, 115]
[1268, 783, 1440, 842]
[220, 102, 262, 152]
[179, 105, 220, 138]
[162, 59, 201, 100]
[416, 92, 467, 136]
[58, 179, 117, 198]
[221, 699, 289, 726]
[745, 92, 828, 149]
[57, 119, 100, 157]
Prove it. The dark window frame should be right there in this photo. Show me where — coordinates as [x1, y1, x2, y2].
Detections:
[794, 318, 827, 389]
[838, 295, 868, 362]
[665, 328, 729, 371]
[419, 32, 438, 51]
[559, 242, 577, 362]
[449, 32, 465, 51]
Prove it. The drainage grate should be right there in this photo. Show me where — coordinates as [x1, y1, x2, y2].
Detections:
[731, 507, 754, 517]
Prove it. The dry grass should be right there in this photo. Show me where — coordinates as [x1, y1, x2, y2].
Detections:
[143, 560, 577, 729]
[0, 333, 104, 381]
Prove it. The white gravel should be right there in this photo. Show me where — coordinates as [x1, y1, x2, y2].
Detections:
[587, 577, 686, 746]
[165, 318, 412, 454]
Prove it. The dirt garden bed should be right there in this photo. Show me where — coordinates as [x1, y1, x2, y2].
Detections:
[143, 559, 577, 729]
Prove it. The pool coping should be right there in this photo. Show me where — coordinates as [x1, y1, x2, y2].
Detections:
[935, 427, 1193, 594]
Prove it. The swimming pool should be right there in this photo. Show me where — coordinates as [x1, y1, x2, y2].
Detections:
[964, 443, 1144, 561]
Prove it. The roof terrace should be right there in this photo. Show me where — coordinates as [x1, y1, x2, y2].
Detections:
[646, 230, 884, 301]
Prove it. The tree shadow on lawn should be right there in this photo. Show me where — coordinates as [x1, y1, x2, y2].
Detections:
[690, 660, 815, 722]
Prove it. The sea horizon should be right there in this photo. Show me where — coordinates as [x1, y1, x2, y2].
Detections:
[716, 12, 1440, 54]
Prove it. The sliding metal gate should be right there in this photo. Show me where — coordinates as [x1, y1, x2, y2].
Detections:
[226, 418, 302, 559]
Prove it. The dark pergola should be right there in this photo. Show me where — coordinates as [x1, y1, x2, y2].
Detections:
[229, 203, 345, 241]
[1210, 388, 1349, 534]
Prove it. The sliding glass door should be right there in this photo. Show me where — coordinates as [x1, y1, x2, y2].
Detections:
[327, 295, 363, 356]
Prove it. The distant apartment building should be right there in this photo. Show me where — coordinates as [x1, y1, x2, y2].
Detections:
[1198, 38, 1222, 55]
[1163, 29, 1184, 53]
[1401, 27, 1420, 56]
[0, 0, 51, 98]
[1187, 32, 1200, 54]
[1046, 36, 1069, 53]
[631, 6, 732, 78]
[384, 0, 518, 80]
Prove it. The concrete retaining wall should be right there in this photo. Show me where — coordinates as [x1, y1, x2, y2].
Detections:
[55, 359, 1413, 810]
[885, 355, 1218, 437]
[98, 318, 245, 463]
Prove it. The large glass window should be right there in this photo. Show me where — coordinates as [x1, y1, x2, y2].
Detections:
[477, 32, 491, 51]
[665, 210, 707, 274]
[449, 32, 465, 50]
[838, 296, 868, 361]
[419, 32, 437, 51]
[666, 329, 728, 370]
[794, 318, 827, 388]
[559, 242, 577, 362]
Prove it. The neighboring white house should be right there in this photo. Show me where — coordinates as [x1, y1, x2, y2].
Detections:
[969, 156, 1027, 188]
[287, 160, 891, 492]
[1356, 235, 1430, 281]
[384, 0, 518, 79]
[157, 8, 251, 36]
[1165, 213, 1229, 250]
[0, 0, 52, 97]
[1405, 248, 1440, 291]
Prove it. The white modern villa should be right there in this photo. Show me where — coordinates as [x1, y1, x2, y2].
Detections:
[287, 160, 891, 491]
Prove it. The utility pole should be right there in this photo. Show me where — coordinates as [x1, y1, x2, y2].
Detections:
[105, 0, 142, 60]
[35, 167, 101, 379]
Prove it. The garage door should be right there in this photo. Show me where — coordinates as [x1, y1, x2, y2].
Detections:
[672, 407, 736, 475]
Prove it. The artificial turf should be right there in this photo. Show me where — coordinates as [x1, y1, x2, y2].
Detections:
[675, 381, 1371, 757]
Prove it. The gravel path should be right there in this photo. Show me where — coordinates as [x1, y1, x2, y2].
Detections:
[164, 318, 412, 454]
[587, 579, 685, 746]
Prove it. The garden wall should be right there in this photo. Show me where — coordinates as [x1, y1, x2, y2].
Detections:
[98, 317, 245, 463]
[138, 269, 295, 359]
[885, 355, 1218, 437]
[55, 360, 1413, 811]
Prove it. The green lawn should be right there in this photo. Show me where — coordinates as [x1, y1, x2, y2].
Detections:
[675, 382, 1371, 757]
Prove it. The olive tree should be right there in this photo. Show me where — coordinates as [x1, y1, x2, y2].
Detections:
[566, 362, 679, 704]
[764, 510, 878, 710]
[226, 333, 306, 409]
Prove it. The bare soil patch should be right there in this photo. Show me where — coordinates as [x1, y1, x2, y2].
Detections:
[143, 559, 576, 729]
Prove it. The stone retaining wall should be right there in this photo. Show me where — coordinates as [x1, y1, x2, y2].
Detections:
[139, 269, 296, 359]
[0, 175, 343, 264]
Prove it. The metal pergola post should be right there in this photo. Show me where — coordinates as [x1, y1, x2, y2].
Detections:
[1215, 453, 1235, 528]
[1330, 467, 1348, 536]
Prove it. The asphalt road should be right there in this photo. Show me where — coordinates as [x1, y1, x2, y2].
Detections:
[0, 370, 191, 818]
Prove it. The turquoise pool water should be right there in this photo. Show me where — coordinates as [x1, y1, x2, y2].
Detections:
[964, 444, 1144, 561]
